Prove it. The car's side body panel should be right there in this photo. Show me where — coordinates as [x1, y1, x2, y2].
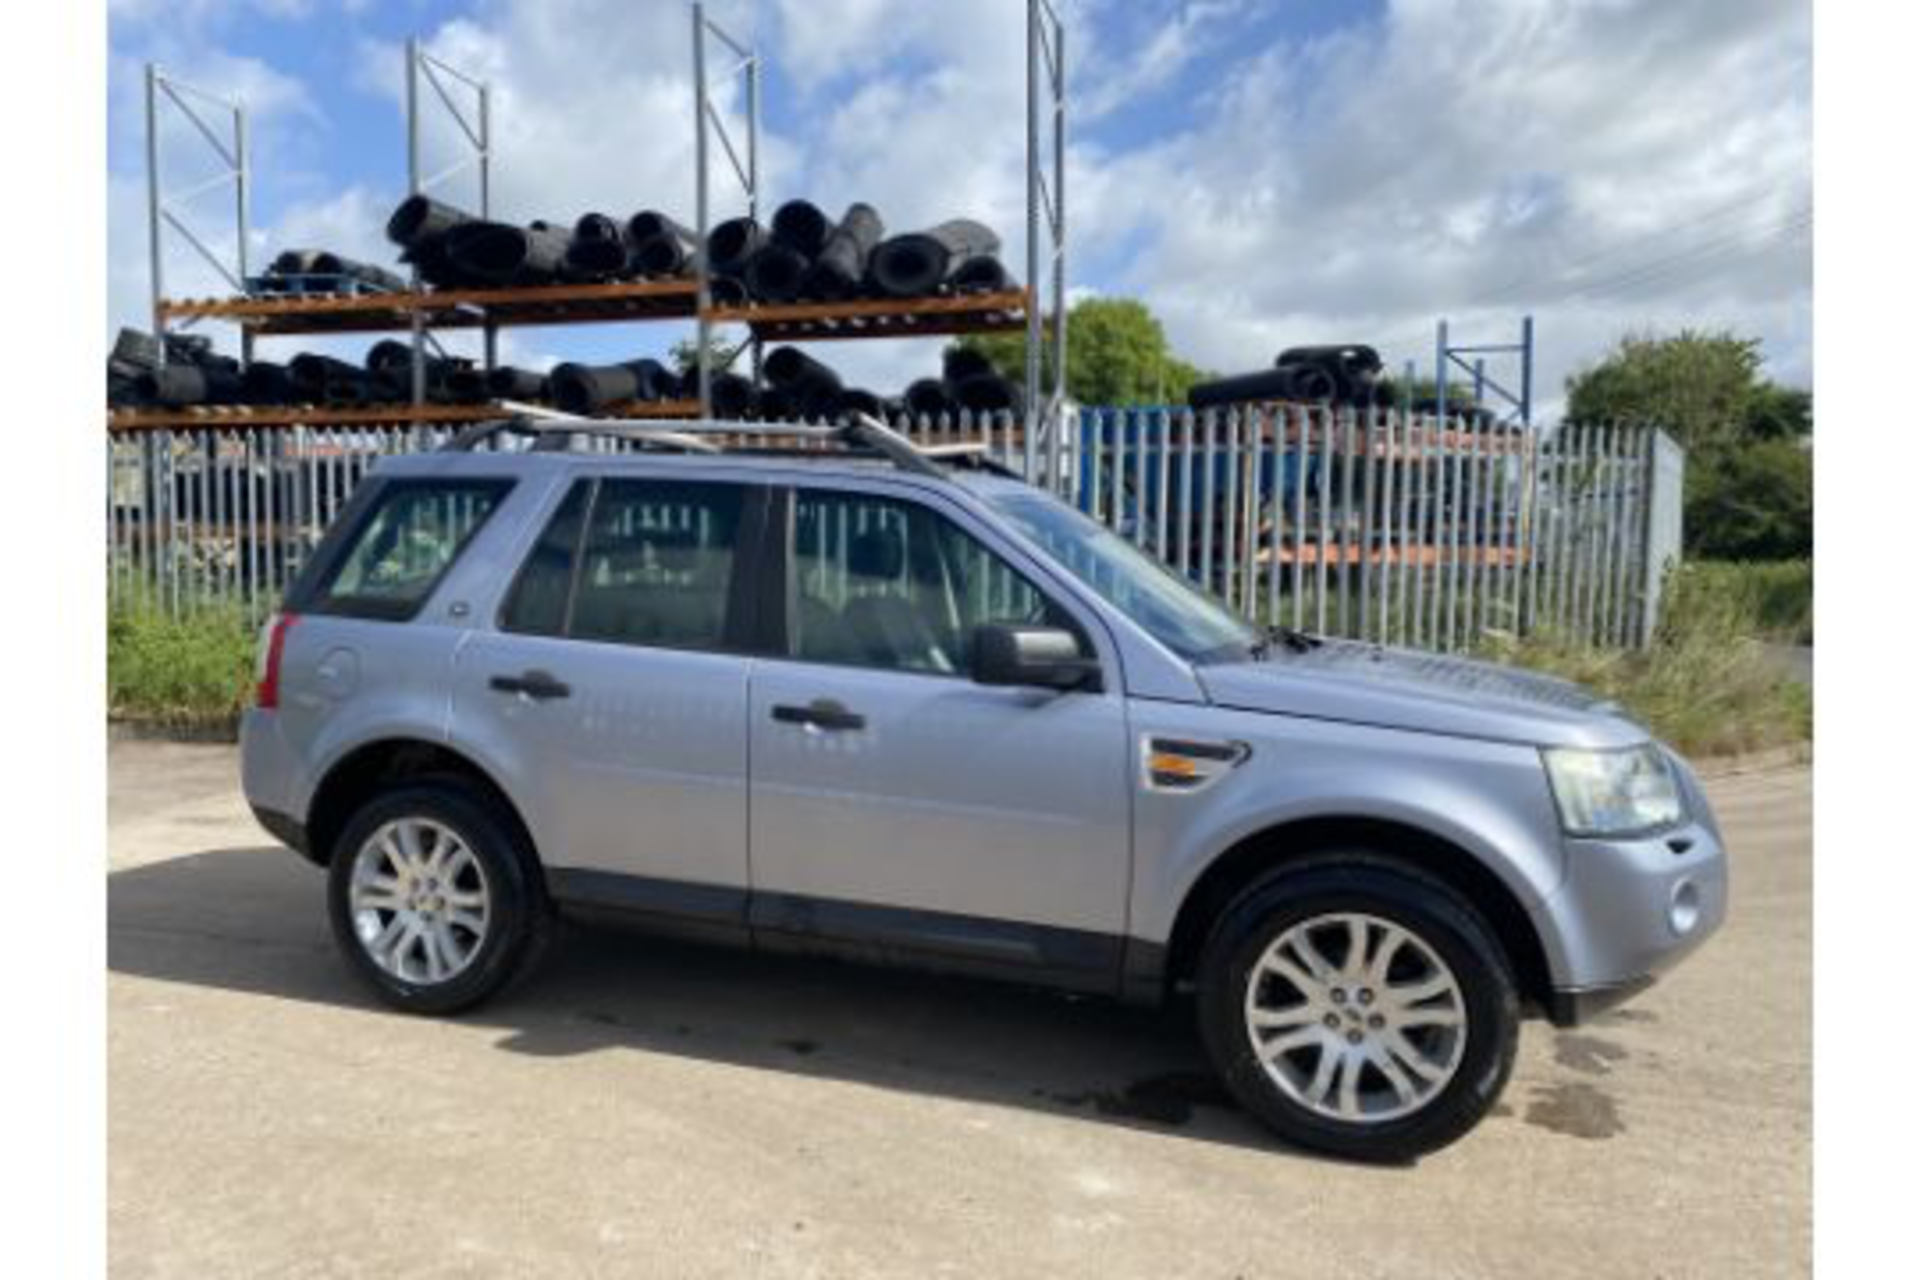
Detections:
[1124, 698, 1572, 956]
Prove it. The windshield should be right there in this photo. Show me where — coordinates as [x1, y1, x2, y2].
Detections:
[989, 489, 1260, 663]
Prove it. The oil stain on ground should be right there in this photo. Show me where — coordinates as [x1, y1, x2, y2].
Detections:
[1524, 1082, 1626, 1139]
[1553, 1033, 1630, 1076]
[1040, 1072, 1234, 1127]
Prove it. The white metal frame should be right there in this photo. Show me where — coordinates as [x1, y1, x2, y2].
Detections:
[1028, 0, 1069, 487]
[144, 64, 251, 367]
[691, 2, 762, 415]
[404, 39, 494, 402]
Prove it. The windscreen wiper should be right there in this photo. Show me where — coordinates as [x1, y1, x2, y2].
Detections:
[1259, 621, 1320, 656]
[1251, 625, 1323, 659]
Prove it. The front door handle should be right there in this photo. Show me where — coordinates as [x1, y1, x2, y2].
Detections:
[489, 669, 572, 701]
[771, 699, 866, 732]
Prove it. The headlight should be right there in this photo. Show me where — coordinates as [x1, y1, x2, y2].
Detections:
[1542, 744, 1684, 837]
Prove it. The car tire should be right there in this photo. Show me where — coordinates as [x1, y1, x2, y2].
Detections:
[327, 781, 550, 1015]
[1195, 853, 1519, 1162]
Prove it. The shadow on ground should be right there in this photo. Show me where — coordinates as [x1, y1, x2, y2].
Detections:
[110, 846, 1304, 1157]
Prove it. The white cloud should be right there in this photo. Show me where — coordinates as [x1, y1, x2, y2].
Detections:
[1070, 0, 1812, 407]
[353, 1, 774, 227]
[1073, 0, 1249, 121]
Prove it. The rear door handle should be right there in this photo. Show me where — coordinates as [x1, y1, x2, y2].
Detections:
[489, 669, 572, 701]
[771, 699, 866, 732]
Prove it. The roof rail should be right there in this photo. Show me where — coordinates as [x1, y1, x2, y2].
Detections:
[439, 405, 1016, 481]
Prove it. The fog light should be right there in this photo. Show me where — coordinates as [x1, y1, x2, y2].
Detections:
[1669, 879, 1701, 937]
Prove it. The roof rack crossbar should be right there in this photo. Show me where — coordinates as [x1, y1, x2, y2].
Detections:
[838, 413, 944, 478]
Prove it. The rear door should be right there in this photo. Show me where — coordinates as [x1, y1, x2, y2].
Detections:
[273, 475, 517, 813]
[745, 483, 1133, 986]
[451, 473, 770, 926]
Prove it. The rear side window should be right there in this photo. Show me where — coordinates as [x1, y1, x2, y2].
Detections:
[308, 479, 511, 620]
[501, 477, 747, 651]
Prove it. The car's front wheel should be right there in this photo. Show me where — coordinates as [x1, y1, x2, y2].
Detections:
[1196, 855, 1520, 1162]
[327, 783, 549, 1015]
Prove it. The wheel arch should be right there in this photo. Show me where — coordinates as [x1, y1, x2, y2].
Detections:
[306, 737, 538, 869]
[1159, 815, 1555, 1017]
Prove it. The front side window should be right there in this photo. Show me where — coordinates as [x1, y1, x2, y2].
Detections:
[791, 490, 1076, 675]
[501, 477, 746, 651]
[310, 479, 511, 620]
[988, 488, 1259, 663]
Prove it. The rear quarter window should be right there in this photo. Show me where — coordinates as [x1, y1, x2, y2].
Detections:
[304, 478, 512, 621]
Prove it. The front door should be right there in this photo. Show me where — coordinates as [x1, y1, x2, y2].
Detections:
[746, 485, 1132, 984]
[452, 474, 766, 921]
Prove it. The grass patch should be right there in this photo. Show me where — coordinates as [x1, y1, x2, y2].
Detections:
[108, 593, 257, 729]
[1484, 565, 1811, 758]
[1665, 559, 1812, 643]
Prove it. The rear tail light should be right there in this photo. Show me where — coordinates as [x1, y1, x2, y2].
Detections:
[255, 612, 297, 709]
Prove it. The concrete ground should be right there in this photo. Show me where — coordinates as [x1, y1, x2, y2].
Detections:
[108, 742, 1810, 1279]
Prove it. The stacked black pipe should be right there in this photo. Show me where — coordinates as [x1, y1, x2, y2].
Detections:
[1188, 343, 1392, 411]
[629, 211, 699, 277]
[727, 344, 1014, 424]
[731, 203, 1015, 306]
[109, 331, 561, 411]
[901, 347, 1019, 418]
[548, 358, 681, 415]
[108, 328, 165, 406]
[109, 328, 247, 409]
[257, 249, 404, 294]
[868, 219, 1003, 299]
[802, 203, 884, 301]
[562, 213, 633, 282]
[375, 194, 1016, 303]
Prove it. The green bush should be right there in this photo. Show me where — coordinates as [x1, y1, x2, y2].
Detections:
[1685, 439, 1813, 561]
[107, 593, 257, 728]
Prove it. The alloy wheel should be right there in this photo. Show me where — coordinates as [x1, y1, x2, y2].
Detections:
[347, 817, 492, 986]
[1243, 911, 1468, 1124]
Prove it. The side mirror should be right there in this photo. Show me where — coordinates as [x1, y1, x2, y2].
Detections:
[970, 624, 1101, 692]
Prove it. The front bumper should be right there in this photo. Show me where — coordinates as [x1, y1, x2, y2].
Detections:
[1537, 779, 1729, 1027]
[1545, 974, 1659, 1027]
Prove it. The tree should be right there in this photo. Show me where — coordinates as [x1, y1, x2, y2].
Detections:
[1742, 384, 1813, 441]
[1565, 330, 1765, 448]
[950, 296, 1206, 406]
[667, 329, 748, 378]
[1686, 439, 1813, 560]
[1566, 330, 1812, 560]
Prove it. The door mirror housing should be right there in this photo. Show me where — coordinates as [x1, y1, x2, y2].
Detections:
[970, 624, 1101, 692]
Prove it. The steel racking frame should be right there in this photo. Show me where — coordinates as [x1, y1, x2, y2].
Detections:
[143, 65, 252, 369]
[133, 3, 1067, 447]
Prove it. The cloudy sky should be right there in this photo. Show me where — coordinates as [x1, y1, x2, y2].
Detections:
[107, 0, 1812, 414]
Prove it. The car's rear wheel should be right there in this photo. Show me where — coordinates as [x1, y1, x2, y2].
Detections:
[1196, 855, 1519, 1162]
[327, 783, 548, 1015]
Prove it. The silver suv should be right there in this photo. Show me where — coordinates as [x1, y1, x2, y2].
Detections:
[241, 416, 1726, 1161]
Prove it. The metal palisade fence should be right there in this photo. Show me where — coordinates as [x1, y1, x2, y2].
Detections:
[105, 406, 1683, 651]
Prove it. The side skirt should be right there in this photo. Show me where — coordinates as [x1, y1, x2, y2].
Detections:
[544, 868, 1162, 1001]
